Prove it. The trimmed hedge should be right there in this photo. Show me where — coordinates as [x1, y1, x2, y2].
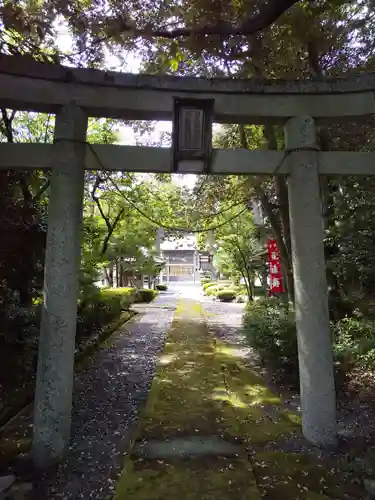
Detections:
[200, 278, 212, 285]
[134, 288, 158, 303]
[205, 285, 218, 296]
[217, 289, 236, 302]
[206, 284, 227, 297]
[202, 282, 217, 292]
[77, 287, 136, 340]
[77, 286, 158, 339]
[156, 284, 168, 291]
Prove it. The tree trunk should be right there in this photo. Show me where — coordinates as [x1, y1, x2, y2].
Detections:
[119, 259, 124, 287]
[108, 266, 114, 287]
[263, 124, 293, 301]
[115, 260, 119, 288]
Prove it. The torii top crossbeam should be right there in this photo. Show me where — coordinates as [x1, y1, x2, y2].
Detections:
[1, 54, 375, 123]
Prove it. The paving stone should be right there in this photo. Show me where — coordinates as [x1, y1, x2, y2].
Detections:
[364, 478, 375, 498]
[133, 435, 242, 459]
[0, 476, 15, 494]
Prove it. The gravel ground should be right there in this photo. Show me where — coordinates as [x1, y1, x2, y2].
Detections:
[32, 292, 178, 500]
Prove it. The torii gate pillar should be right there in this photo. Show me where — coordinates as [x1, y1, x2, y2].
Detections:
[32, 105, 87, 467]
[285, 116, 337, 448]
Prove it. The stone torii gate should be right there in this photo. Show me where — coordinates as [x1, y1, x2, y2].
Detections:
[1, 55, 375, 467]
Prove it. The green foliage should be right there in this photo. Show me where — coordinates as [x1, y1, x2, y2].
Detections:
[0, 286, 40, 350]
[205, 285, 219, 296]
[156, 284, 168, 291]
[212, 210, 264, 301]
[205, 284, 228, 297]
[202, 281, 217, 292]
[200, 278, 212, 285]
[216, 289, 236, 302]
[243, 301, 375, 385]
[100, 287, 137, 309]
[134, 288, 158, 303]
[77, 287, 136, 339]
[243, 299, 298, 381]
[333, 316, 375, 372]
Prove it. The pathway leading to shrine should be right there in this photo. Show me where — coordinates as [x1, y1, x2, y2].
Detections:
[0, 284, 365, 498]
[114, 290, 364, 500]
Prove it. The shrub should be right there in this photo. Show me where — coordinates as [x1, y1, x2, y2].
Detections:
[200, 278, 211, 285]
[156, 284, 168, 291]
[243, 297, 375, 387]
[100, 287, 137, 310]
[216, 289, 236, 302]
[333, 316, 375, 372]
[205, 285, 218, 296]
[206, 284, 227, 296]
[134, 288, 158, 303]
[77, 287, 136, 340]
[243, 298, 298, 379]
[202, 282, 217, 292]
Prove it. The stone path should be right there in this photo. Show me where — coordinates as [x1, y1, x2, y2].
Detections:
[113, 293, 365, 500]
[0, 292, 178, 499]
[0, 285, 367, 499]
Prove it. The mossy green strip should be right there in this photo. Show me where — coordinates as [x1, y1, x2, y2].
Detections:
[115, 456, 259, 500]
[114, 298, 261, 499]
[115, 298, 365, 500]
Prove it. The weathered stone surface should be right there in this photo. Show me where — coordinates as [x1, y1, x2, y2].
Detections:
[0, 475, 15, 493]
[364, 478, 375, 498]
[285, 115, 319, 151]
[8, 482, 33, 499]
[133, 436, 242, 459]
[1, 55, 374, 123]
[286, 116, 337, 448]
[3, 53, 375, 95]
[32, 105, 88, 468]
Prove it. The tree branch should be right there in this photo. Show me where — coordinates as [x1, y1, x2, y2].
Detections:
[33, 178, 50, 202]
[106, 0, 300, 40]
[1, 108, 35, 203]
[100, 206, 125, 256]
[91, 175, 111, 233]
[91, 174, 126, 256]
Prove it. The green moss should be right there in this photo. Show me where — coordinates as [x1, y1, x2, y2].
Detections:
[0, 436, 31, 464]
[114, 456, 260, 500]
[115, 298, 365, 500]
[211, 340, 297, 443]
[138, 301, 218, 439]
[253, 451, 363, 499]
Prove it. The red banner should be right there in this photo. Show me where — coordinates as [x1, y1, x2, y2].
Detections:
[267, 239, 284, 293]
